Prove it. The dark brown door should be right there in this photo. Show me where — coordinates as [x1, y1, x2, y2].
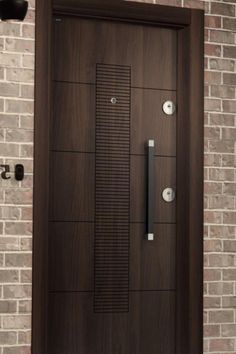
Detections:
[49, 15, 178, 354]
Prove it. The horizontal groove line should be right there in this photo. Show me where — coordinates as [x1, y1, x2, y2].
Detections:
[95, 274, 129, 277]
[96, 122, 130, 126]
[95, 276, 129, 278]
[95, 245, 129, 248]
[97, 85, 130, 90]
[95, 254, 129, 262]
[97, 78, 130, 83]
[96, 209, 129, 212]
[94, 296, 128, 299]
[95, 278, 129, 281]
[97, 71, 130, 77]
[96, 133, 130, 137]
[97, 83, 130, 88]
[96, 108, 130, 113]
[96, 143, 130, 147]
[97, 72, 130, 78]
[96, 102, 130, 107]
[95, 181, 129, 184]
[95, 257, 129, 269]
[97, 77, 130, 82]
[96, 139, 130, 143]
[97, 68, 130, 73]
[97, 80, 130, 85]
[94, 310, 129, 313]
[96, 118, 130, 123]
[96, 141, 130, 145]
[94, 303, 129, 306]
[96, 103, 130, 108]
[96, 88, 130, 94]
[95, 234, 129, 236]
[95, 241, 129, 243]
[95, 286, 129, 289]
[96, 167, 130, 171]
[97, 93, 130, 98]
[94, 256, 129, 259]
[96, 159, 129, 163]
[97, 63, 131, 68]
[94, 306, 129, 309]
[96, 148, 129, 152]
[97, 70, 130, 76]
[96, 147, 130, 151]
[96, 184, 129, 188]
[96, 96, 130, 101]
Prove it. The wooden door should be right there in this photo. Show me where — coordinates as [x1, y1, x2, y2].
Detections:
[45, 14, 196, 354]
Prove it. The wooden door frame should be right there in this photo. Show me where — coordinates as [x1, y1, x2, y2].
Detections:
[33, 1, 204, 353]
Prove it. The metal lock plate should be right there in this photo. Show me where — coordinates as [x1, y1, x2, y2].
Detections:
[162, 101, 175, 115]
[162, 188, 175, 202]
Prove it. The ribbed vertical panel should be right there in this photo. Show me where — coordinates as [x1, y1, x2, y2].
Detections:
[94, 64, 131, 313]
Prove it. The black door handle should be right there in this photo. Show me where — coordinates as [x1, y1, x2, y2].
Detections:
[145, 139, 154, 241]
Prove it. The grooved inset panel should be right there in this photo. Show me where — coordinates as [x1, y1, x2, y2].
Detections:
[94, 64, 131, 313]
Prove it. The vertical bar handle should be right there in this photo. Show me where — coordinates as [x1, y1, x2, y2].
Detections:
[145, 139, 154, 241]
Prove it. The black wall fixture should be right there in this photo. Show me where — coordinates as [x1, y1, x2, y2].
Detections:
[0, 0, 28, 21]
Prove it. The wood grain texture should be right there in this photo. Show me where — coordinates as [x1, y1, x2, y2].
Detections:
[131, 156, 176, 223]
[34, 2, 203, 354]
[130, 223, 176, 290]
[50, 152, 95, 221]
[49, 222, 94, 291]
[52, 82, 95, 152]
[48, 222, 175, 292]
[53, 0, 191, 27]
[32, 0, 51, 352]
[131, 88, 176, 156]
[188, 10, 204, 354]
[48, 292, 175, 354]
[52, 84, 177, 156]
[53, 16, 177, 90]
[176, 11, 204, 353]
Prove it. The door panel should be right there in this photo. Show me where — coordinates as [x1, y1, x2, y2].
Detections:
[50, 152, 95, 221]
[52, 82, 95, 152]
[49, 292, 175, 354]
[49, 222, 94, 291]
[131, 88, 176, 156]
[54, 17, 177, 90]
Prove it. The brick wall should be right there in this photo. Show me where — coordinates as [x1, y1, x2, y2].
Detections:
[0, 0, 34, 352]
[0, 0, 235, 353]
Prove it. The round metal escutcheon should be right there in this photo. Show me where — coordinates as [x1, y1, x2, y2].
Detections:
[162, 188, 175, 203]
[162, 100, 176, 115]
[111, 97, 117, 104]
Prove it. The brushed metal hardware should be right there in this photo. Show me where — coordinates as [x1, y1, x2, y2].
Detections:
[110, 97, 117, 104]
[162, 100, 175, 115]
[162, 188, 175, 202]
[145, 139, 155, 241]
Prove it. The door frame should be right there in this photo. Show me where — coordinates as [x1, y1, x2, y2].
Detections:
[33, 1, 204, 353]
